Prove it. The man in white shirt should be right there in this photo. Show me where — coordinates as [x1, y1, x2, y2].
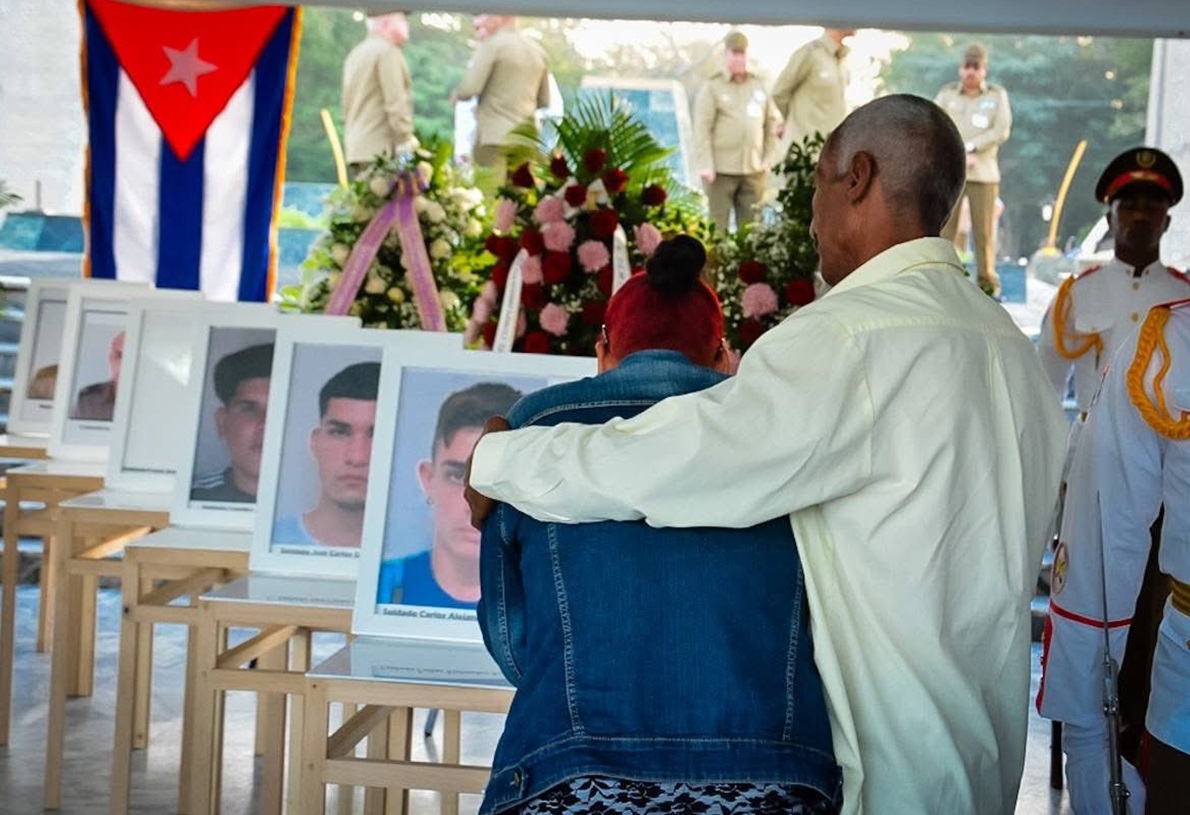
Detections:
[465, 94, 1068, 814]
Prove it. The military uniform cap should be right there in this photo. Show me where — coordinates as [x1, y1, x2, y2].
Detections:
[1095, 146, 1183, 205]
[963, 42, 988, 65]
[724, 31, 748, 52]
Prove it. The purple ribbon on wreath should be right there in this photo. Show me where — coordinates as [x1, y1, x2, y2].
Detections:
[323, 171, 447, 332]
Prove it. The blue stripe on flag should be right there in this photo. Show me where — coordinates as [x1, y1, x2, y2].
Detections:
[239, 10, 295, 302]
[84, 7, 119, 280]
[156, 138, 204, 290]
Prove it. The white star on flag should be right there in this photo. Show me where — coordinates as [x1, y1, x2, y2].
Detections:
[160, 38, 217, 97]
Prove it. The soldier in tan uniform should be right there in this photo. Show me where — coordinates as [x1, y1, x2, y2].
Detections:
[935, 42, 1012, 297]
[342, 10, 414, 176]
[693, 31, 781, 233]
[454, 15, 550, 181]
[771, 28, 853, 153]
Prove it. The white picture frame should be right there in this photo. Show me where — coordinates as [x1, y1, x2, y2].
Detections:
[104, 292, 206, 491]
[47, 282, 164, 460]
[249, 324, 462, 579]
[8, 279, 146, 437]
[169, 304, 359, 531]
[353, 349, 595, 642]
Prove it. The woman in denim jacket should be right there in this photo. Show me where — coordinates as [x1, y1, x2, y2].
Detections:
[477, 236, 842, 814]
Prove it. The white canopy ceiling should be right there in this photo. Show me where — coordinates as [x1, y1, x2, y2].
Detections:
[192, 0, 1190, 38]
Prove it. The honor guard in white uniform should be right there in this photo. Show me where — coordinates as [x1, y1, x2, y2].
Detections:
[1039, 147, 1190, 417]
[1039, 298, 1190, 815]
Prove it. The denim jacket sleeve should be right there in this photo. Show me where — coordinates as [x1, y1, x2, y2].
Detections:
[477, 502, 527, 686]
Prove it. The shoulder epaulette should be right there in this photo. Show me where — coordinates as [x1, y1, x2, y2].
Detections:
[1127, 304, 1190, 438]
[1051, 270, 1104, 360]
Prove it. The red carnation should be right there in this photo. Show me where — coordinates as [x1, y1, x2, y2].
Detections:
[521, 283, 547, 311]
[511, 162, 536, 189]
[596, 265, 614, 296]
[590, 208, 619, 239]
[738, 318, 766, 347]
[564, 184, 588, 208]
[737, 260, 767, 284]
[602, 168, 629, 196]
[784, 278, 816, 306]
[641, 184, 668, 207]
[549, 154, 571, 180]
[491, 260, 510, 291]
[485, 235, 517, 262]
[520, 228, 545, 255]
[581, 300, 607, 326]
[583, 147, 607, 174]
[482, 321, 498, 348]
[523, 331, 553, 354]
[543, 251, 572, 284]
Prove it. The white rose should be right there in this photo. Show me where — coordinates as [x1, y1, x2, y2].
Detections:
[327, 272, 342, 289]
[439, 291, 461, 311]
[351, 204, 374, 223]
[424, 200, 446, 223]
[364, 276, 386, 294]
[429, 238, 452, 259]
[417, 161, 434, 185]
[369, 176, 391, 198]
[463, 218, 483, 239]
[386, 287, 406, 304]
[414, 196, 429, 214]
[330, 243, 351, 265]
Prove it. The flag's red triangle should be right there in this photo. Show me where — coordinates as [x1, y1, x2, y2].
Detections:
[88, 0, 288, 162]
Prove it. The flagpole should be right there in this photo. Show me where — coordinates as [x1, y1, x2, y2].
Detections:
[320, 108, 349, 188]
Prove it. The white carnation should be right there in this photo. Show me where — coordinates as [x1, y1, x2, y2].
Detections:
[429, 238, 452, 259]
[463, 218, 483, 238]
[364, 276, 386, 294]
[368, 176, 391, 198]
[424, 200, 447, 223]
[330, 243, 351, 265]
[351, 204, 374, 223]
[439, 290, 461, 310]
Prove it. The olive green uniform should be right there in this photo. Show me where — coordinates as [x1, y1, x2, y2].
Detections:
[772, 35, 849, 151]
[693, 71, 781, 232]
[342, 33, 414, 172]
[935, 81, 1012, 295]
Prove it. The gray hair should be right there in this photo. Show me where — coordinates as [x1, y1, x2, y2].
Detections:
[826, 94, 966, 234]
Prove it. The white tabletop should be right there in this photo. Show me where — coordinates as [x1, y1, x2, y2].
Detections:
[0, 432, 49, 452]
[308, 636, 510, 688]
[59, 487, 172, 513]
[203, 573, 356, 608]
[6, 459, 106, 478]
[125, 525, 254, 553]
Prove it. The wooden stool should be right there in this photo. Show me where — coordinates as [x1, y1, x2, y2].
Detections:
[42, 487, 170, 810]
[302, 638, 513, 815]
[189, 575, 355, 815]
[109, 525, 252, 815]
[0, 458, 100, 748]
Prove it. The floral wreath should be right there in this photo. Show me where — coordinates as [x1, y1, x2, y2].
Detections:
[468, 95, 709, 355]
[283, 137, 489, 332]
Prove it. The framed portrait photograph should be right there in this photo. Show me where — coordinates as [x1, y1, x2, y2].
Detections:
[104, 292, 206, 492]
[169, 304, 359, 530]
[250, 324, 461, 578]
[47, 283, 165, 460]
[353, 349, 596, 641]
[8, 279, 146, 437]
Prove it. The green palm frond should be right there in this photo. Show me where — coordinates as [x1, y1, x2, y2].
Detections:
[0, 181, 21, 211]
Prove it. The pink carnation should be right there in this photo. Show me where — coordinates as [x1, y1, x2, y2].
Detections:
[533, 195, 566, 225]
[542, 222, 576, 253]
[539, 302, 571, 336]
[577, 239, 610, 272]
[516, 310, 527, 338]
[634, 223, 662, 257]
[741, 282, 779, 318]
[494, 198, 517, 232]
[472, 296, 493, 324]
[481, 280, 498, 303]
[520, 254, 543, 285]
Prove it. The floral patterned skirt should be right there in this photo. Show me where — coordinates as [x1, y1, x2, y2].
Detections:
[505, 775, 838, 815]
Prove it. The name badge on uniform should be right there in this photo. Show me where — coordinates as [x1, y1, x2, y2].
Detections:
[747, 89, 766, 119]
[971, 112, 990, 129]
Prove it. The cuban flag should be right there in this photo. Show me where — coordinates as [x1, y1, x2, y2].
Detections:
[81, 0, 301, 302]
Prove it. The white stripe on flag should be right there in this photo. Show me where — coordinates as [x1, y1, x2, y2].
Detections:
[112, 70, 160, 284]
[199, 72, 253, 302]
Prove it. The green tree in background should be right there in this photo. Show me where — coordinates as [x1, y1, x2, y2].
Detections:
[882, 33, 1151, 258]
[285, 11, 587, 183]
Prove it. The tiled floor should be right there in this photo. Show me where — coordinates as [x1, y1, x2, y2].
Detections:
[0, 586, 1074, 814]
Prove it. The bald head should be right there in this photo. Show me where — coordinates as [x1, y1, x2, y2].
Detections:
[825, 94, 966, 235]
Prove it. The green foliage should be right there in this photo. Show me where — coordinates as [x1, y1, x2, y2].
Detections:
[709, 135, 822, 352]
[286, 8, 360, 183]
[0, 180, 21, 211]
[881, 33, 1151, 257]
[276, 206, 326, 230]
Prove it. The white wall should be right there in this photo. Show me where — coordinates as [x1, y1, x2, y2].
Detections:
[1148, 39, 1190, 272]
[0, 0, 87, 215]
